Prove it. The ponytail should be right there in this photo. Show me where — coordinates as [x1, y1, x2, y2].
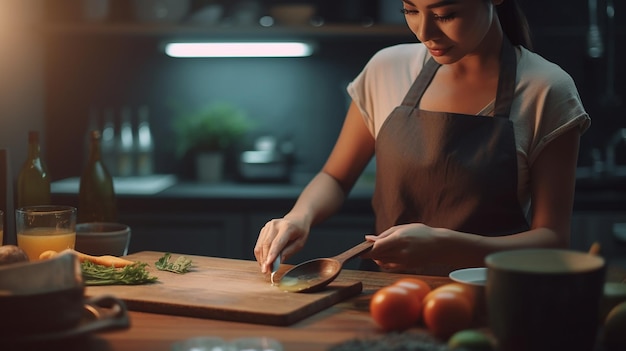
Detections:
[496, 0, 533, 50]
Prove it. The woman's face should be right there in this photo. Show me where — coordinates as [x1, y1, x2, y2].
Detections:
[402, 0, 500, 64]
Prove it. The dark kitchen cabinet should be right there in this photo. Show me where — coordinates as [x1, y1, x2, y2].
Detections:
[123, 212, 246, 258]
[119, 205, 374, 265]
[42, 0, 413, 39]
[117, 208, 373, 265]
[42, 21, 413, 40]
[122, 210, 374, 267]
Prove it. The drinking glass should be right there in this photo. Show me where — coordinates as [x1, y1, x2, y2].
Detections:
[16, 205, 77, 261]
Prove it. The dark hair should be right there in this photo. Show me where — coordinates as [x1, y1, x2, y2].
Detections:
[496, 0, 533, 50]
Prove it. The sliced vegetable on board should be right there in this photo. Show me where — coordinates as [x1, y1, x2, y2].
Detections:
[39, 248, 135, 268]
[81, 261, 158, 286]
[155, 252, 193, 274]
[38, 248, 157, 286]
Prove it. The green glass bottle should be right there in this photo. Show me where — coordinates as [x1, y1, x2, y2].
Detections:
[78, 130, 118, 223]
[17, 131, 51, 208]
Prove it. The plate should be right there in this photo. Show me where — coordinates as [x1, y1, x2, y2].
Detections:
[0, 295, 129, 345]
[449, 267, 487, 286]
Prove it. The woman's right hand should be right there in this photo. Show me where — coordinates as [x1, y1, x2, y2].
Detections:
[254, 216, 310, 274]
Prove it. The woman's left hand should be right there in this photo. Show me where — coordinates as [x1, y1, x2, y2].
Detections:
[361, 223, 442, 271]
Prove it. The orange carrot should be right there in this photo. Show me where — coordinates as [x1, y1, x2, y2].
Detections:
[39, 249, 135, 268]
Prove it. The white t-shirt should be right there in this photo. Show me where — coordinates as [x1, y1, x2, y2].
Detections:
[347, 43, 590, 212]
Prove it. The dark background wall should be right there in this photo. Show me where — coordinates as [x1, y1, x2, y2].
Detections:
[519, 0, 625, 168]
[43, 33, 403, 181]
[3, 0, 624, 183]
[42, 0, 412, 181]
[0, 1, 45, 180]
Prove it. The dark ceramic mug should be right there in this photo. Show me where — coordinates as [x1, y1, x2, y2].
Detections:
[0, 251, 85, 335]
[486, 249, 605, 351]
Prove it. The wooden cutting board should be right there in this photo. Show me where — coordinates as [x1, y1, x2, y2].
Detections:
[85, 251, 363, 326]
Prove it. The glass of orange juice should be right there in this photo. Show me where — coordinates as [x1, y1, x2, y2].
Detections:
[16, 205, 77, 261]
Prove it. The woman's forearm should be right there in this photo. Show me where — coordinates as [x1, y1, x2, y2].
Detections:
[434, 226, 566, 268]
[284, 171, 348, 228]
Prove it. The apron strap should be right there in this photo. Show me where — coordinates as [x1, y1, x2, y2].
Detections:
[493, 38, 517, 118]
[401, 58, 440, 107]
[401, 38, 518, 118]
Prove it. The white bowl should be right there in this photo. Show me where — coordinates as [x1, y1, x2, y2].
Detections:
[76, 222, 131, 256]
[449, 267, 487, 287]
[449, 267, 488, 324]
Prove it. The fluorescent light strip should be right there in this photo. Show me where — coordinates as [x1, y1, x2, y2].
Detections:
[165, 42, 314, 58]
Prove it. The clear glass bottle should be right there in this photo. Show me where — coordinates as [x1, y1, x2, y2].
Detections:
[78, 130, 118, 223]
[17, 131, 51, 208]
[136, 105, 154, 176]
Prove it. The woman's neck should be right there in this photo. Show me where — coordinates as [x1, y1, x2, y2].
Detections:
[446, 17, 505, 82]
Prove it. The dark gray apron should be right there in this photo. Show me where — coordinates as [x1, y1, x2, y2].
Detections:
[365, 39, 530, 274]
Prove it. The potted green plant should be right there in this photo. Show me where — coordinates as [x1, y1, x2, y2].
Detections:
[172, 101, 251, 182]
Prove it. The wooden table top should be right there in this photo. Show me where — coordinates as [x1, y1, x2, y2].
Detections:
[51, 268, 451, 351]
[15, 261, 626, 351]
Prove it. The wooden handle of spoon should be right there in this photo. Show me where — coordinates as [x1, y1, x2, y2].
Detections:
[332, 240, 374, 265]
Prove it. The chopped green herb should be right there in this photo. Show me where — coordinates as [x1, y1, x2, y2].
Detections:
[81, 261, 158, 286]
[155, 253, 193, 274]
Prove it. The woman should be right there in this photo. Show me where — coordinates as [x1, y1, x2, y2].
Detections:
[254, 0, 589, 275]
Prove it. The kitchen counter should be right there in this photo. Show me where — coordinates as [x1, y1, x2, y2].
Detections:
[10, 257, 625, 351]
[51, 176, 626, 212]
[51, 175, 374, 212]
[9, 265, 452, 351]
[150, 181, 626, 211]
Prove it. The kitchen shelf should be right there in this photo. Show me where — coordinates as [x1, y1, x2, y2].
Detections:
[42, 22, 414, 40]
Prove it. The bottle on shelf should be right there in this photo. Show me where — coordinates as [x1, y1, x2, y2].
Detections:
[78, 130, 118, 223]
[136, 105, 154, 176]
[17, 131, 51, 208]
[116, 106, 135, 177]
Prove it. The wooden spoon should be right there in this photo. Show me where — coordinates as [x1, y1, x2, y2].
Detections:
[277, 240, 374, 293]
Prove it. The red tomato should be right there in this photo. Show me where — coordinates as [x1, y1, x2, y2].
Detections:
[422, 289, 473, 339]
[369, 285, 423, 331]
[393, 277, 432, 302]
[424, 283, 476, 308]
